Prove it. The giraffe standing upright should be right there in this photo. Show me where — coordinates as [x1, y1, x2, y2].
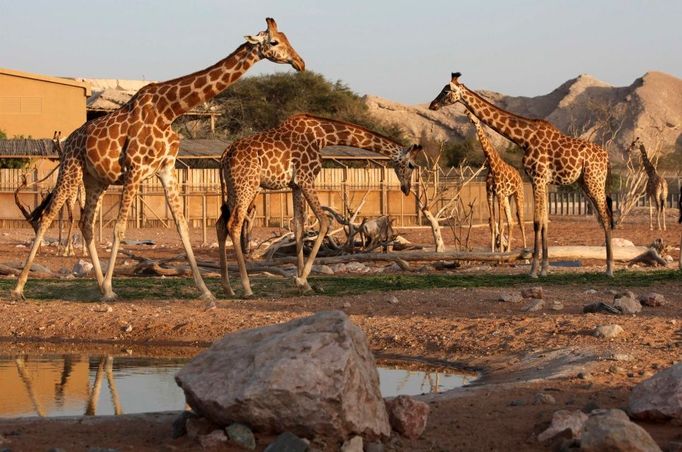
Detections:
[10, 18, 305, 301]
[634, 137, 668, 230]
[429, 73, 614, 277]
[466, 112, 527, 253]
[217, 114, 421, 297]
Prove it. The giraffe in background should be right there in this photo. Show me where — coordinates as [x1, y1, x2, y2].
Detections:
[14, 132, 85, 256]
[217, 114, 421, 297]
[430, 72, 614, 277]
[634, 137, 668, 230]
[11, 18, 305, 302]
[466, 112, 527, 252]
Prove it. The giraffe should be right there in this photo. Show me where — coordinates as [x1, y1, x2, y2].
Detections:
[634, 137, 668, 231]
[216, 114, 421, 297]
[466, 112, 527, 253]
[10, 18, 305, 301]
[429, 73, 614, 277]
[14, 132, 85, 257]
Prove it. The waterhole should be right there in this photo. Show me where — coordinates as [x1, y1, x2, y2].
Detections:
[0, 354, 475, 418]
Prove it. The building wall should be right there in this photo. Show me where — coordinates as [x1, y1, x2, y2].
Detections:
[0, 69, 89, 138]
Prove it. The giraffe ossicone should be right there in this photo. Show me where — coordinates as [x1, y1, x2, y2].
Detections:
[216, 114, 421, 298]
[429, 72, 614, 277]
[10, 18, 305, 302]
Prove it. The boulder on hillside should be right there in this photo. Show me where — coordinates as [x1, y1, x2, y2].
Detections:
[628, 363, 682, 421]
[175, 310, 390, 441]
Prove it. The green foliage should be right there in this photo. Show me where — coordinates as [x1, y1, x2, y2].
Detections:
[442, 137, 484, 167]
[214, 71, 403, 141]
[0, 129, 30, 169]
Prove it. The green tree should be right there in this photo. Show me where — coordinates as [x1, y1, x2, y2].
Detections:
[213, 71, 403, 141]
[0, 128, 30, 169]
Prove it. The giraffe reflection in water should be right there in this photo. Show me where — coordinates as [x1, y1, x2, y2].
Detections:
[10, 355, 122, 417]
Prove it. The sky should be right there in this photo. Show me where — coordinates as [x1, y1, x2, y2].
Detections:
[1, 0, 681, 104]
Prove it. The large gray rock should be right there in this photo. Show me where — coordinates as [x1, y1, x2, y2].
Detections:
[176, 311, 390, 441]
[614, 296, 642, 314]
[580, 409, 661, 452]
[628, 363, 682, 421]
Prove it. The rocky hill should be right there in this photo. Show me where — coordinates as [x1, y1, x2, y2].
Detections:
[365, 71, 682, 163]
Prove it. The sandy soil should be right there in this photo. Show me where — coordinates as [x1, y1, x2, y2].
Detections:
[0, 213, 680, 451]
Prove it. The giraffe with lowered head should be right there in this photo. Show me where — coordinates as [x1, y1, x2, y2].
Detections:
[10, 18, 305, 302]
[429, 73, 614, 277]
[633, 137, 668, 230]
[217, 114, 421, 297]
[466, 111, 527, 252]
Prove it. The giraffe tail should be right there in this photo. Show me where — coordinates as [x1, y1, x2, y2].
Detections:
[606, 196, 615, 229]
[218, 203, 231, 227]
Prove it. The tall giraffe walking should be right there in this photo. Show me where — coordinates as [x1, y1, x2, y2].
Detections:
[633, 137, 668, 231]
[10, 18, 305, 301]
[217, 114, 421, 297]
[429, 73, 614, 277]
[466, 112, 527, 252]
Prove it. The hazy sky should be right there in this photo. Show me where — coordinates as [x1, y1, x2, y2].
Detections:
[1, 0, 680, 104]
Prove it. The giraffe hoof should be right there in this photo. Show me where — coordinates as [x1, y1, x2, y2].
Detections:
[101, 292, 119, 302]
[9, 290, 26, 302]
[529, 272, 539, 279]
[203, 300, 217, 311]
[199, 291, 216, 303]
[222, 286, 236, 297]
[241, 292, 255, 300]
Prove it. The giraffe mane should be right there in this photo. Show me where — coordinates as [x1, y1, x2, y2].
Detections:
[464, 85, 554, 129]
[290, 114, 404, 147]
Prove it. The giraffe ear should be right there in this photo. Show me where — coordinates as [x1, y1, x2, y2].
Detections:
[245, 33, 266, 44]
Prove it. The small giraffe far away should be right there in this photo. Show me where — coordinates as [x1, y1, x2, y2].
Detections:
[466, 111, 527, 253]
[217, 114, 421, 297]
[632, 137, 668, 231]
[15, 131, 85, 257]
[429, 72, 614, 277]
[10, 18, 305, 302]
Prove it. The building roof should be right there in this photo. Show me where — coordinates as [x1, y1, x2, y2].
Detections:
[0, 67, 91, 95]
[0, 140, 390, 160]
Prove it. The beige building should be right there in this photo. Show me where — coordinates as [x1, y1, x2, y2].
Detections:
[0, 67, 90, 139]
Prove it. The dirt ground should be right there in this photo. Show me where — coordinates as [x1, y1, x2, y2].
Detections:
[0, 213, 680, 451]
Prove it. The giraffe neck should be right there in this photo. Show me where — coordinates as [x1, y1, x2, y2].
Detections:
[305, 116, 403, 157]
[460, 85, 537, 146]
[150, 43, 261, 124]
[640, 146, 657, 176]
[474, 125, 505, 173]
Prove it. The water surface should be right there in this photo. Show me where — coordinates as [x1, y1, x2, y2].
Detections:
[0, 354, 474, 418]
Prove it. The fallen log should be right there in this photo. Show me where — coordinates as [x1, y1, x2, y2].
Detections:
[263, 248, 532, 266]
[546, 245, 648, 262]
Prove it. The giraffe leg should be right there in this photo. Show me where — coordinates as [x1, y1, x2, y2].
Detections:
[529, 183, 548, 278]
[228, 201, 253, 298]
[215, 204, 235, 296]
[62, 194, 78, 257]
[660, 198, 666, 231]
[157, 168, 215, 302]
[292, 189, 307, 280]
[487, 190, 495, 252]
[57, 206, 64, 256]
[12, 179, 75, 300]
[514, 190, 527, 250]
[296, 184, 329, 290]
[497, 197, 505, 253]
[80, 177, 107, 289]
[649, 195, 654, 230]
[502, 196, 513, 253]
[582, 180, 614, 277]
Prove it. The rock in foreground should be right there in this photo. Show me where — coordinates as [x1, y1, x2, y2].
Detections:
[580, 409, 661, 452]
[628, 363, 682, 421]
[176, 310, 390, 441]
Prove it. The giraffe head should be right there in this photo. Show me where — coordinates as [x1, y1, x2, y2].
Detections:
[52, 131, 63, 157]
[429, 72, 464, 111]
[392, 144, 422, 195]
[245, 18, 305, 72]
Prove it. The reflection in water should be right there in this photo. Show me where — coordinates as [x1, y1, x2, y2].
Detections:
[0, 355, 473, 418]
